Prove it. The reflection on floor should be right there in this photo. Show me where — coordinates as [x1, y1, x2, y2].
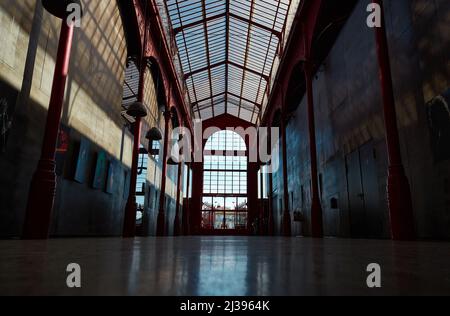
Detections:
[0, 237, 450, 296]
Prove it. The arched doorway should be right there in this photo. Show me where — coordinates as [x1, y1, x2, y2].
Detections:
[201, 130, 249, 235]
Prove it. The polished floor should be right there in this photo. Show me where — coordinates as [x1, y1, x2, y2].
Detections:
[0, 237, 450, 296]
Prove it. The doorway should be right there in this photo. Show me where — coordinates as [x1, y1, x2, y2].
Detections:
[346, 142, 386, 239]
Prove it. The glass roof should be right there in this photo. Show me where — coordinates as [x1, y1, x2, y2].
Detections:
[162, 0, 298, 124]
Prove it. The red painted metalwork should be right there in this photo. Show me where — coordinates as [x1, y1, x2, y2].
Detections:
[132, 0, 192, 133]
[261, 0, 323, 126]
[123, 6, 149, 238]
[258, 1, 324, 238]
[156, 109, 172, 236]
[22, 21, 74, 240]
[304, 61, 323, 238]
[373, 0, 415, 241]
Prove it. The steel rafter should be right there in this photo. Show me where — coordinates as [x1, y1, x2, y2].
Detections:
[191, 91, 262, 109]
[164, 0, 295, 123]
[200, 0, 215, 117]
[237, 0, 255, 118]
[173, 12, 282, 39]
[184, 61, 270, 83]
[173, 0, 202, 118]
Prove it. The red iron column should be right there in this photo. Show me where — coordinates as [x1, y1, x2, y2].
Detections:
[304, 61, 323, 238]
[23, 21, 74, 239]
[123, 59, 147, 237]
[157, 110, 172, 236]
[281, 113, 292, 236]
[373, 0, 415, 240]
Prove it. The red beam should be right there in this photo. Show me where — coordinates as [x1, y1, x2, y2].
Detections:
[143, 0, 193, 132]
[373, 0, 415, 241]
[23, 21, 75, 240]
[261, 0, 322, 126]
[157, 110, 172, 236]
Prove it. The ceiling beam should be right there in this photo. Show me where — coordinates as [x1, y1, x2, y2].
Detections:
[191, 91, 261, 109]
[200, 0, 215, 117]
[238, 0, 256, 118]
[184, 61, 269, 83]
[173, 12, 281, 40]
[225, 0, 230, 114]
[228, 92, 261, 109]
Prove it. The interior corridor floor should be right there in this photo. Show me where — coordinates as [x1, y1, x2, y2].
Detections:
[0, 237, 450, 296]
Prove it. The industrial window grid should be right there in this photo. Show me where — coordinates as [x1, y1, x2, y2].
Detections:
[202, 130, 249, 230]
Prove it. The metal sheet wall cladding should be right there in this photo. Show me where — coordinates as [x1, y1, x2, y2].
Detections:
[427, 89, 450, 163]
[0, 81, 18, 154]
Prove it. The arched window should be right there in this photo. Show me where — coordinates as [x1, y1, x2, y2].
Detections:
[202, 130, 248, 232]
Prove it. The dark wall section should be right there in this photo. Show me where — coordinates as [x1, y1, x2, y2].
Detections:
[281, 0, 450, 239]
[51, 128, 131, 237]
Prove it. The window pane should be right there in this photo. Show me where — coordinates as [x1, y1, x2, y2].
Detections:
[203, 130, 249, 231]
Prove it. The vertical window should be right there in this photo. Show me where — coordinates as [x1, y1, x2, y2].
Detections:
[136, 145, 148, 219]
[202, 131, 248, 231]
[150, 140, 161, 161]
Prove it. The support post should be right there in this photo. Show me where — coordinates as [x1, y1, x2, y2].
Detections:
[373, 0, 415, 240]
[157, 110, 172, 236]
[22, 21, 74, 239]
[304, 61, 323, 238]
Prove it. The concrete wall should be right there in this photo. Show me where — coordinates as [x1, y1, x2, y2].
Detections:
[281, 0, 450, 239]
[0, 0, 183, 237]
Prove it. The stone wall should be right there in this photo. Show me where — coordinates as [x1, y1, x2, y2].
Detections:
[0, 0, 183, 237]
[280, 0, 450, 239]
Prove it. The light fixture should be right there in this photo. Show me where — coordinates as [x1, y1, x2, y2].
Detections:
[167, 157, 179, 165]
[42, 0, 83, 19]
[146, 127, 162, 141]
[126, 101, 148, 118]
[158, 103, 166, 113]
